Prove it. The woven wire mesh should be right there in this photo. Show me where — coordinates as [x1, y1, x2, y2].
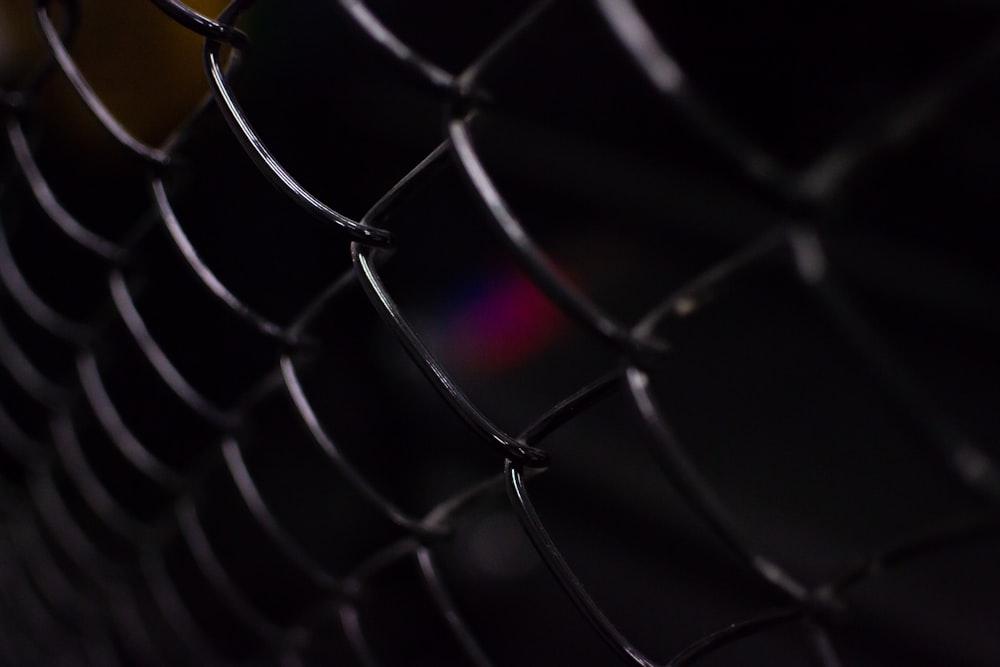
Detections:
[0, 0, 998, 664]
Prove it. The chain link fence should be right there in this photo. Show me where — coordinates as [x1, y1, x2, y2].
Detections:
[0, 0, 998, 664]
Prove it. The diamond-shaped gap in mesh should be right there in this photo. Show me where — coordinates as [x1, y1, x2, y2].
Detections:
[116, 224, 276, 412]
[192, 451, 338, 628]
[634, 243, 984, 585]
[607, 0, 1000, 167]
[90, 311, 222, 472]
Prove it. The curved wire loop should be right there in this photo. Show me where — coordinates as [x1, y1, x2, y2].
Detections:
[0, 529, 99, 655]
[107, 585, 168, 664]
[202, 0, 394, 247]
[49, 413, 154, 544]
[415, 547, 495, 667]
[147, 0, 250, 49]
[360, 140, 451, 229]
[664, 609, 801, 667]
[6, 520, 132, 667]
[424, 370, 620, 521]
[151, 176, 304, 346]
[333, 0, 458, 96]
[827, 514, 1000, 594]
[28, 470, 123, 584]
[505, 461, 660, 667]
[175, 497, 294, 649]
[279, 370, 625, 660]
[624, 232, 821, 605]
[0, 315, 67, 409]
[0, 531, 62, 633]
[591, 0, 815, 207]
[0, 0, 78, 108]
[36, 0, 170, 166]
[278, 144, 461, 536]
[76, 352, 186, 492]
[626, 367, 818, 603]
[446, 115, 667, 365]
[352, 243, 548, 467]
[0, 214, 95, 344]
[504, 369, 848, 667]
[442, 0, 667, 364]
[6, 115, 127, 262]
[626, 225, 1000, 615]
[785, 231, 1000, 504]
[140, 553, 221, 662]
[279, 356, 447, 538]
[348, 138, 548, 467]
[594, 0, 1000, 208]
[6, 516, 100, 623]
[439, 3, 670, 364]
[338, 602, 380, 666]
[410, 372, 622, 666]
[108, 270, 240, 430]
[0, 399, 50, 467]
[285, 264, 365, 343]
[220, 437, 343, 592]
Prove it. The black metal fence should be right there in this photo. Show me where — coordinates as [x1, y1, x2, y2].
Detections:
[0, 0, 998, 664]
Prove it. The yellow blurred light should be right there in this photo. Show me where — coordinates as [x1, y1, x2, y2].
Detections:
[1, 0, 230, 149]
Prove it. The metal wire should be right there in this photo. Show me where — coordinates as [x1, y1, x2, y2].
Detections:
[0, 0, 997, 664]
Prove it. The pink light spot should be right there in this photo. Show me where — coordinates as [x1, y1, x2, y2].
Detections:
[445, 270, 564, 374]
